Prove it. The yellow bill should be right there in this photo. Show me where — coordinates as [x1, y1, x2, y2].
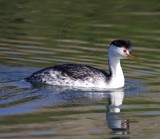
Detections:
[125, 53, 142, 62]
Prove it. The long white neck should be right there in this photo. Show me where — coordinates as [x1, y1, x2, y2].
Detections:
[108, 53, 124, 88]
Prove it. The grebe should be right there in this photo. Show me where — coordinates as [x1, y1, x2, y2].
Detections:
[25, 40, 141, 89]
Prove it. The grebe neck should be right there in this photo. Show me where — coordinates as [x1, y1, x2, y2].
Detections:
[108, 55, 124, 88]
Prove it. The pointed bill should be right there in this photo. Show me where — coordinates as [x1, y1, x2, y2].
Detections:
[125, 53, 142, 62]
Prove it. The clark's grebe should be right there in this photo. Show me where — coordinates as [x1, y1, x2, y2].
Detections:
[25, 40, 141, 89]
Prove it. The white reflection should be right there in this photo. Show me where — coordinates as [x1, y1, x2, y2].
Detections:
[106, 89, 130, 136]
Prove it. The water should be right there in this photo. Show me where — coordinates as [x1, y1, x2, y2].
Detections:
[0, 0, 160, 138]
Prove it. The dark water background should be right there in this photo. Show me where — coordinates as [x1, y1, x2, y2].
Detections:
[0, 0, 160, 139]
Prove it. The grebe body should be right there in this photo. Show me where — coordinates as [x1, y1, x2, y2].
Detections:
[25, 40, 141, 89]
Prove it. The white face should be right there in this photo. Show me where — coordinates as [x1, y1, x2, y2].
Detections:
[108, 44, 129, 59]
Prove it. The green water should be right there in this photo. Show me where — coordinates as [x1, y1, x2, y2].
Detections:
[0, 0, 160, 139]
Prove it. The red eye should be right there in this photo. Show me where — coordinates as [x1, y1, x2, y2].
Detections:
[123, 49, 127, 53]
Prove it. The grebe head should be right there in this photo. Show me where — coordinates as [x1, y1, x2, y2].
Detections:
[108, 40, 141, 61]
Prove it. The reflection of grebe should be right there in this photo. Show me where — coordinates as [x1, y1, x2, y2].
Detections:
[25, 40, 141, 89]
[106, 89, 130, 135]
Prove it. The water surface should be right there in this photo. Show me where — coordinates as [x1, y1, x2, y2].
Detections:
[0, 0, 160, 139]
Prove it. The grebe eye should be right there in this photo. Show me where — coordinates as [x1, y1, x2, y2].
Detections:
[123, 49, 127, 53]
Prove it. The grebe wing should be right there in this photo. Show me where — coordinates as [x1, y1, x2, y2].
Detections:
[51, 64, 109, 79]
[26, 64, 109, 81]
